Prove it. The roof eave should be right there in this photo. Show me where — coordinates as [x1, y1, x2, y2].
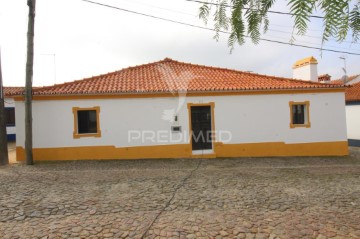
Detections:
[26, 86, 345, 97]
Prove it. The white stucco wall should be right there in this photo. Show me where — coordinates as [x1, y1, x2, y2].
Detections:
[15, 92, 347, 148]
[5, 97, 16, 136]
[293, 64, 318, 82]
[346, 104, 360, 140]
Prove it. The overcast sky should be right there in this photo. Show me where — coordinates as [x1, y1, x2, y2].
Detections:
[1, 0, 359, 87]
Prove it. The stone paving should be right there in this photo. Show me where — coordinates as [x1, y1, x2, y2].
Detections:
[1, 148, 360, 239]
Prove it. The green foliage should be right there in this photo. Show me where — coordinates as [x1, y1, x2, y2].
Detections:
[199, 3, 210, 25]
[230, 0, 246, 46]
[320, 0, 349, 44]
[197, 0, 360, 50]
[288, 0, 315, 35]
[350, 1, 360, 42]
[213, 0, 230, 41]
[245, 0, 262, 44]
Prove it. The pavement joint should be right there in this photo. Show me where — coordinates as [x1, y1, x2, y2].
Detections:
[140, 159, 202, 238]
[1, 151, 360, 238]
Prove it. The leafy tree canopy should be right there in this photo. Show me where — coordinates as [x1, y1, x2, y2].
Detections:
[198, 0, 360, 50]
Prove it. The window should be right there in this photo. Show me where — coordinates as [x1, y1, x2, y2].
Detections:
[5, 108, 15, 126]
[289, 101, 310, 128]
[73, 107, 101, 138]
[293, 104, 305, 124]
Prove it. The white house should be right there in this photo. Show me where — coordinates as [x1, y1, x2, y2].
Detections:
[3, 87, 23, 141]
[343, 75, 360, 146]
[294, 57, 360, 147]
[13, 58, 348, 161]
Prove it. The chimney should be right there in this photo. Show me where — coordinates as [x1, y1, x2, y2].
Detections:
[293, 56, 318, 81]
[318, 74, 331, 83]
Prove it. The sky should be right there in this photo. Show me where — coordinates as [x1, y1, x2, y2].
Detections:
[0, 0, 359, 87]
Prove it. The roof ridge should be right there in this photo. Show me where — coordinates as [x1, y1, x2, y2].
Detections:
[170, 58, 333, 86]
[345, 79, 360, 102]
[34, 58, 177, 93]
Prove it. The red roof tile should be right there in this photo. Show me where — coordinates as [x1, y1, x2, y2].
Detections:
[28, 58, 344, 96]
[346, 81, 360, 102]
[3, 87, 24, 96]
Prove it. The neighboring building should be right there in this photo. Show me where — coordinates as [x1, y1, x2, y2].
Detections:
[3, 87, 24, 141]
[292, 58, 360, 147]
[318, 74, 331, 83]
[331, 75, 360, 85]
[340, 75, 360, 146]
[13, 58, 348, 161]
[345, 75, 360, 85]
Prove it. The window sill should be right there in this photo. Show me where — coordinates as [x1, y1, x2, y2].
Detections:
[290, 123, 311, 129]
[73, 131, 102, 139]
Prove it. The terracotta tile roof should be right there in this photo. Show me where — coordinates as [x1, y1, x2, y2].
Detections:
[329, 75, 360, 102]
[3, 87, 24, 96]
[345, 81, 360, 102]
[28, 58, 344, 96]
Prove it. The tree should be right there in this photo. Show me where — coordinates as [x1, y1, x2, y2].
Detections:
[0, 50, 9, 166]
[198, 0, 360, 50]
[25, 0, 36, 165]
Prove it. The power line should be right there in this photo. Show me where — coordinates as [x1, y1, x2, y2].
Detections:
[117, 0, 197, 17]
[118, 0, 350, 44]
[271, 23, 323, 32]
[116, 0, 327, 33]
[184, 0, 324, 19]
[116, 0, 358, 46]
[265, 34, 360, 52]
[118, 0, 326, 33]
[268, 28, 360, 46]
[80, 0, 360, 56]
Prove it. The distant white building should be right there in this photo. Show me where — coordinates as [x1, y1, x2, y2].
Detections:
[343, 75, 360, 146]
[293, 57, 360, 147]
[13, 58, 348, 161]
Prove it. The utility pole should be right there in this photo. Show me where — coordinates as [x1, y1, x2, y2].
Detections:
[0, 49, 9, 166]
[25, 0, 36, 165]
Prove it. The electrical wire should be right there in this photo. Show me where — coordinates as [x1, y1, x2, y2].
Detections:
[117, 0, 197, 17]
[183, 0, 324, 19]
[80, 0, 360, 56]
[264, 34, 360, 52]
[270, 23, 323, 32]
[268, 28, 360, 46]
[114, 0, 359, 46]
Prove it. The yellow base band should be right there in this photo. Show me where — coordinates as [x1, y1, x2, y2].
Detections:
[16, 141, 348, 161]
[214, 141, 348, 157]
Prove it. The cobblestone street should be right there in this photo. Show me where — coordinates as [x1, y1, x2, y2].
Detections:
[1, 149, 360, 239]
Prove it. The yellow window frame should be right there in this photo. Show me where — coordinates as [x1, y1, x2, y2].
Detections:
[289, 101, 311, 128]
[72, 106, 101, 139]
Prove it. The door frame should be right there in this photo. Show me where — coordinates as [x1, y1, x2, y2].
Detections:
[187, 102, 216, 155]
